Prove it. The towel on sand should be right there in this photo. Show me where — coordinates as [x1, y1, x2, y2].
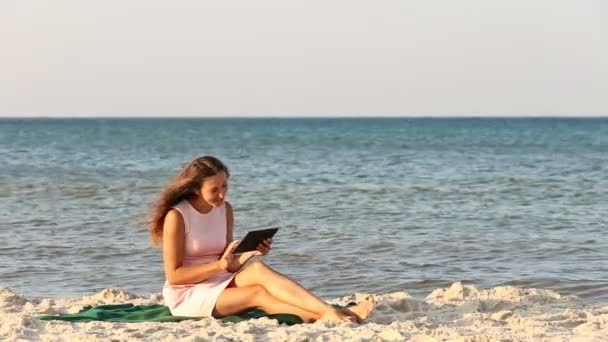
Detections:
[37, 303, 354, 325]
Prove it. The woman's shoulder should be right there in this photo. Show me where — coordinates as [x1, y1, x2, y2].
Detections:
[171, 200, 193, 217]
[163, 208, 185, 232]
[224, 201, 233, 212]
[172, 199, 188, 210]
[166, 201, 190, 232]
[165, 205, 186, 220]
[221, 201, 233, 218]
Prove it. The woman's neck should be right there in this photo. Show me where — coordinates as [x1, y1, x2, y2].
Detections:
[187, 196, 213, 214]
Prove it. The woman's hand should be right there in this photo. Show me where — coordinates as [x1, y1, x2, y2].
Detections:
[220, 239, 273, 273]
[218, 240, 241, 272]
[257, 238, 272, 256]
[226, 239, 273, 273]
[236, 250, 261, 266]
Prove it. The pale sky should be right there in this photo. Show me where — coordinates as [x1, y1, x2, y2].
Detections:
[0, 0, 606, 117]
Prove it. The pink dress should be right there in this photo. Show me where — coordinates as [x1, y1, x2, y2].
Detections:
[162, 200, 236, 317]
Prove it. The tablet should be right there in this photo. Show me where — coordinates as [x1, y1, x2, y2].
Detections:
[233, 227, 279, 254]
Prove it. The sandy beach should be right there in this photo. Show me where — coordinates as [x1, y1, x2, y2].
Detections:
[2, 282, 606, 341]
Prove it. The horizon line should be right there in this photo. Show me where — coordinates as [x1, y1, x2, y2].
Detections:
[1, 114, 607, 120]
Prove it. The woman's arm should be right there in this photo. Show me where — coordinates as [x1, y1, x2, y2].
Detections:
[163, 209, 224, 285]
[225, 202, 250, 266]
[225, 201, 234, 245]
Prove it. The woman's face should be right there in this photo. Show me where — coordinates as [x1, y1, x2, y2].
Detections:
[199, 171, 228, 207]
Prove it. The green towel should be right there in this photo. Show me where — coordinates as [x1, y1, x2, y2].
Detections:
[37, 303, 353, 325]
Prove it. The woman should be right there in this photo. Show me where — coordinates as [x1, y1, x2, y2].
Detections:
[149, 155, 375, 323]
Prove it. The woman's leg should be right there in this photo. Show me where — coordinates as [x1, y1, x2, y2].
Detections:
[233, 260, 349, 319]
[212, 284, 320, 323]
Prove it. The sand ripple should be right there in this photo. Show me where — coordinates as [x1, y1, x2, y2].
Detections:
[1, 282, 607, 341]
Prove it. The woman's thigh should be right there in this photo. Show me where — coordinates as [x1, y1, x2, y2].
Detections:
[212, 285, 265, 317]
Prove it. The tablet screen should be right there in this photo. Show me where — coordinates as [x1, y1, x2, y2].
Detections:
[233, 227, 279, 254]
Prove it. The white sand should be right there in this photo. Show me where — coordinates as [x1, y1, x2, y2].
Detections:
[2, 282, 607, 341]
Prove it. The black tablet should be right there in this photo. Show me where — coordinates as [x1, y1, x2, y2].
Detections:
[233, 227, 279, 254]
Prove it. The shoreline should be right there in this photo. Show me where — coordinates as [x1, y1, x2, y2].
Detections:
[2, 282, 607, 341]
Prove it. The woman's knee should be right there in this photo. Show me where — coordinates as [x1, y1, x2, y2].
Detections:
[242, 260, 269, 276]
[234, 260, 272, 286]
[249, 260, 267, 271]
[249, 285, 270, 305]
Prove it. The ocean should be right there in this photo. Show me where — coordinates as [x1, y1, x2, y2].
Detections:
[1, 118, 607, 303]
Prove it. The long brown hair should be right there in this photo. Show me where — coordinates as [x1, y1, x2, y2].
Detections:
[149, 155, 230, 245]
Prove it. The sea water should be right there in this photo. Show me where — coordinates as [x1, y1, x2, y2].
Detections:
[1, 118, 607, 303]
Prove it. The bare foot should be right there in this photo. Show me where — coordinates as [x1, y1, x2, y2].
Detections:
[341, 296, 377, 323]
[318, 308, 356, 323]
